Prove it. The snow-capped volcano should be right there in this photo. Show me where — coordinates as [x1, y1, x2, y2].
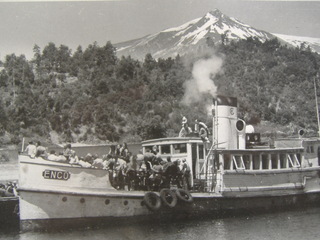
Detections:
[115, 9, 276, 60]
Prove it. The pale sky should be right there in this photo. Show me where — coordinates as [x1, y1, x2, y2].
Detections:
[0, 0, 320, 60]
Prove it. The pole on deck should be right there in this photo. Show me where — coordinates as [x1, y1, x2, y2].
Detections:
[314, 75, 320, 138]
[21, 137, 25, 153]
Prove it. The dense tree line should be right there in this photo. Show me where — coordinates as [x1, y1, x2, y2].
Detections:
[0, 38, 319, 145]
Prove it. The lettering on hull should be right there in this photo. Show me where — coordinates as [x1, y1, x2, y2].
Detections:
[42, 170, 70, 180]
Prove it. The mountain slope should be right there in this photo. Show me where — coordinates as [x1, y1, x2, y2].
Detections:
[273, 33, 320, 52]
[115, 9, 276, 60]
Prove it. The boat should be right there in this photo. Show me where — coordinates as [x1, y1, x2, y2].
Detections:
[17, 95, 320, 232]
[0, 182, 19, 229]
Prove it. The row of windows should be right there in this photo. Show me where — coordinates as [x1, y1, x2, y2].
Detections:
[223, 153, 301, 170]
[144, 143, 187, 155]
[144, 143, 205, 159]
[306, 145, 315, 153]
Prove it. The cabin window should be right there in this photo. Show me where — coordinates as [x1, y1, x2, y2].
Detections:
[252, 155, 260, 170]
[198, 145, 204, 159]
[262, 154, 269, 170]
[232, 155, 245, 170]
[173, 143, 187, 154]
[160, 145, 171, 154]
[280, 154, 287, 168]
[144, 146, 153, 153]
[310, 146, 314, 153]
[271, 154, 278, 169]
[307, 146, 315, 154]
[199, 162, 204, 174]
[288, 153, 301, 168]
[296, 153, 301, 165]
[223, 154, 231, 170]
[288, 154, 294, 167]
[243, 155, 251, 170]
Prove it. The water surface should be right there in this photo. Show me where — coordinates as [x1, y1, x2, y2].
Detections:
[1, 207, 320, 240]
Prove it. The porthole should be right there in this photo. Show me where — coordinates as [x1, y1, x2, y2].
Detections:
[105, 199, 110, 205]
[80, 198, 85, 203]
[62, 196, 67, 202]
[124, 200, 128, 206]
[140, 201, 145, 206]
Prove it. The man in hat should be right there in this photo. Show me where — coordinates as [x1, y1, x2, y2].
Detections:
[181, 158, 191, 190]
[179, 116, 193, 137]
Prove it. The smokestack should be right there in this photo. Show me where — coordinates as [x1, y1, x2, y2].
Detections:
[213, 96, 245, 149]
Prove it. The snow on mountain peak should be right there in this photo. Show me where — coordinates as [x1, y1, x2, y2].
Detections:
[115, 9, 318, 60]
[273, 33, 320, 52]
[162, 17, 201, 33]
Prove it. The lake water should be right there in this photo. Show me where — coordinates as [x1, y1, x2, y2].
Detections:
[1, 207, 320, 240]
[1, 145, 320, 239]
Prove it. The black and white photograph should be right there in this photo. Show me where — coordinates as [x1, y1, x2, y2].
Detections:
[1, 0, 320, 239]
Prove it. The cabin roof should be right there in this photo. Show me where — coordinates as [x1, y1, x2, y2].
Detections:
[142, 137, 203, 146]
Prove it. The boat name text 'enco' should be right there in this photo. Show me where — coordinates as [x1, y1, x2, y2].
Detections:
[42, 170, 70, 180]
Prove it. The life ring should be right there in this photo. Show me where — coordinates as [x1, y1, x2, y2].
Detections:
[143, 192, 162, 211]
[174, 188, 193, 203]
[160, 188, 177, 208]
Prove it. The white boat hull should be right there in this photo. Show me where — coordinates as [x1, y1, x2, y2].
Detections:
[18, 150, 320, 231]
[19, 187, 320, 231]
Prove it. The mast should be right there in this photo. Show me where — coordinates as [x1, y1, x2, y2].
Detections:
[314, 74, 320, 138]
[211, 97, 219, 151]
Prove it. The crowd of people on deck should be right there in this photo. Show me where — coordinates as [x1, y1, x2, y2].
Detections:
[23, 141, 191, 191]
[22, 117, 206, 191]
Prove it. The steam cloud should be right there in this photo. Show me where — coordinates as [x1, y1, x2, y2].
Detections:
[182, 55, 223, 105]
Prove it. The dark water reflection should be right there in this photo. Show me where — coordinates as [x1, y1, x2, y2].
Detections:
[2, 207, 320, 240]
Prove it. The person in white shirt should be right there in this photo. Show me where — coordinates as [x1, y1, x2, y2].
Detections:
[24, 141, 37, 158]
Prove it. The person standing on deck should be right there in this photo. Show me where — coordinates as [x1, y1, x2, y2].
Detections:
[179, 116, 193, 137]
[162, 159, 182, 188]
[181, 158, 191, 190]
[120, 142, 129, 160]
[115, 144, 122, 157]
[63, 144, 78, 164]
[198, 121, 210, 143]
[151, 145, 159, 155]
[24, 141, 37, 158]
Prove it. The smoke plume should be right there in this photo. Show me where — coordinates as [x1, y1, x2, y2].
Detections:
[182, 55, 223, 106]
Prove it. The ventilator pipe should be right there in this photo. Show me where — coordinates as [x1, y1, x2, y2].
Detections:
[298, 129, 305, 138]
[236, 119, 246, 149]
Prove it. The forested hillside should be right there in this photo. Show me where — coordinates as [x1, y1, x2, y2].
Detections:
[0, 38, 319, 145]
